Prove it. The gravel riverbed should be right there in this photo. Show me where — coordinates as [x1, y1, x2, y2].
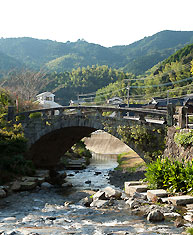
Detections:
[0, 157, 187, 235]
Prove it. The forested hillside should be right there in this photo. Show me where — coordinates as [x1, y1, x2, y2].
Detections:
[0, 30, 193, 75]
[0, 51, 23, 77]
[45, 65, 131, 105]
[94, 44, 193, 104]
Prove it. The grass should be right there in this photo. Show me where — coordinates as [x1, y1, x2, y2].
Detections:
[186, 228, 193, 235]
[115, 150, 146, 172]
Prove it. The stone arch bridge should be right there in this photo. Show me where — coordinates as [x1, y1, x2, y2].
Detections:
[8, 105, 174, 168]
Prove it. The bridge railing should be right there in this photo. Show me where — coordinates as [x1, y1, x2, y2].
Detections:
[7, 104, 175, 126]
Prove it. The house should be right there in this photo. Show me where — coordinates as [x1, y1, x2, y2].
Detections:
[107, 97, 124, 105]
[69, 99, 85, 106]
[36, 92, 62, 109]
[144, 97, 184, 109]
[183, 95, 193, 113]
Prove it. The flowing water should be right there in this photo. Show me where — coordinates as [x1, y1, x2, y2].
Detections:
[0, 153, 185, 235]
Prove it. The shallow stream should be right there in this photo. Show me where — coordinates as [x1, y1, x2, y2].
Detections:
[0, 153, 185, 234]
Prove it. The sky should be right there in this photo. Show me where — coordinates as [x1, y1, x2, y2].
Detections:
[0, 0, 193, 47]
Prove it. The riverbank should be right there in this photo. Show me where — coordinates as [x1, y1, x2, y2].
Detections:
[108, 169, 146, 189]
[0, 157, 186, 235]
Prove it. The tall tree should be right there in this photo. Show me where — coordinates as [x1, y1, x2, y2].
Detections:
[2, 69, 48, 101]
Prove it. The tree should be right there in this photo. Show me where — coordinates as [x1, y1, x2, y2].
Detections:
[1, 69, 48, 101]
[191, 60, 193, 75]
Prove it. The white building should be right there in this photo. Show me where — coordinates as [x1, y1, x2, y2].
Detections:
[36, 92, 62, 109]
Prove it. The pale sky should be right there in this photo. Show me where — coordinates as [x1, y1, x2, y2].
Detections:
[0, 0, 193, 47]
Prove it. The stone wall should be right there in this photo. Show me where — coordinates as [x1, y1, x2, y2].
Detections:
[164, 127, 193, 161]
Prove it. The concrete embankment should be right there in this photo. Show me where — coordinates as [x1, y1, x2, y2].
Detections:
[84, 130, 132, 154]
[84, 130, 145, 169]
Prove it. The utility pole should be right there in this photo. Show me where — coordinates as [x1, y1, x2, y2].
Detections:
[77, 93, 79, 106]
[167, 90, 169, 105]
[127, 81, 130, 107]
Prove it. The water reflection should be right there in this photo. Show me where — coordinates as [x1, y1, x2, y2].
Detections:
[90, 152, 118, 169]
[66, 152, 118, 190]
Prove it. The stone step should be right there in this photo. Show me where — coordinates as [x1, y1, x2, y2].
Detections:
[147, 189, 168, 201]
[124, 181, 144, 187]
[162, 195, 193, 206]
[125, 184, 148, 196]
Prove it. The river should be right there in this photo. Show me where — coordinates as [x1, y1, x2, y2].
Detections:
[0, 153, 185, 235]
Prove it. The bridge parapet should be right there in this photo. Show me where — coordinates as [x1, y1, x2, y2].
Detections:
[8, 105, 170, 126]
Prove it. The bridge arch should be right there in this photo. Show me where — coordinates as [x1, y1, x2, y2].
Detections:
[11, 105, 168, 168]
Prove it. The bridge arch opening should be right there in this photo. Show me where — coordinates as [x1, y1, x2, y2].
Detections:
[27, 126, 96, 168]
[27, 125, 145, 169]
[84, 130, 145, 169]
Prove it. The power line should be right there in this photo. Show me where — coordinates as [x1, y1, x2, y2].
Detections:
[78, 62, 192, 97]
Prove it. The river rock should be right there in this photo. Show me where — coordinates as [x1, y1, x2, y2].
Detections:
[165, 195, 193, 206]
[147, 209, 165, 222]
[80, 196, 93, 207]
[125, 199, 140, 209]
[20, 181, 37, 190]
[103, 186, 122, 199]
[10, 181, 21, 192]
[94, 171, 102, 175]
[174, 217, 185, 227]
[0, 188, 6, 198]
[35, 170, 49, 182]
[147, 189, 168, 202]
[90, 199, 108, 208]
[164, 212, 181, 218]
[85, 180, 91, 184]
[61, 182, 73, 188]
[92, 191, 106, 200]
[184, 213, 193, 222]
[41, 182, 53, 189]
[131, 192, 147, 200]
[21, 176, 39, 183]
[2, 217, 17, 223]
[125, 185, 148, 196]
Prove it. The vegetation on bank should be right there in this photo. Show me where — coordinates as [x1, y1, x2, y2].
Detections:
[186, 227, 193, 235]
[115, 151, 145, 172]
[145, 157, 193, 194]
[60, 140, 92, 166]
[104, 123, 166, 162]
[174, 128, 193, 148]
[0, 89, 35, 184]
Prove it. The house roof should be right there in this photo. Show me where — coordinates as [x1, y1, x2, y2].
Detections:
[36, 92, 55, 97]
[108, 97, 123, 102]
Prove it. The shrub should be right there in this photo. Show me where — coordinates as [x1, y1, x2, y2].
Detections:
[0, 117, 35, 183]
[174, 130, 193, 148]
[29, 112, 41, 119]
[186, 228, 193, 235]
[145, 157, 193, 193]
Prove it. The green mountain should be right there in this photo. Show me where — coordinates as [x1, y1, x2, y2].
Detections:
[0, 30, 193, 75]
[0, 50, 23, 77]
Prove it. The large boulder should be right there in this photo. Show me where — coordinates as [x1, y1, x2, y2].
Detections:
[147, 209, 164, 222]
[92, 191, 106, 201]
[103, 186, 122, 199]
[90, 200, 109, 208]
